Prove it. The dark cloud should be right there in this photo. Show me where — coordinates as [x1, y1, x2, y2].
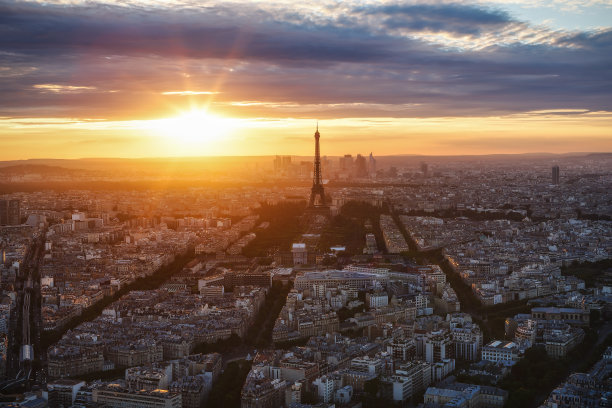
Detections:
[358, 3, 512, 35]
[554, 28, 612, 52]
[0, 1, 610, 119]
[0, 2, 391, 63]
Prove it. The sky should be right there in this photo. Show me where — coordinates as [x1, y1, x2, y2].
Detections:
[0, 0, 611, 159]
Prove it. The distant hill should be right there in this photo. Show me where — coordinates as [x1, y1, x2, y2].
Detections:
[585, 152, 612, 158]
[0, 164, 85, 176]
[0, 153, 608, 180]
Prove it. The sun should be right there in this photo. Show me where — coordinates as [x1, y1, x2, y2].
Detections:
[151, 109, 237, 147]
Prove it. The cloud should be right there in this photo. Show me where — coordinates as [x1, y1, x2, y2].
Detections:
[162, 91, 219, 95]
[0, 0, 610, 121]
[0, 1, 391, 64]
[33, 84, 97, 93]
[359, 3, 512, 36]
[554, 27, 612, 50]
[0, 64, 38, 78]
[523, 108, 590, 115]
[482, 0, 612, 13]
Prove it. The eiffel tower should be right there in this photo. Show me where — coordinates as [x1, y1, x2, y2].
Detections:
[308, 124, 328, 209]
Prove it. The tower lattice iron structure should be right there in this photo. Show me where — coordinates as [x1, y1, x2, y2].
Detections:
[308, 124, 328, 208]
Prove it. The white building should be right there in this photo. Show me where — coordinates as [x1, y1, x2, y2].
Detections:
[351, 356, 383, 375]
[292, 243, 308, 266]
[415, 294, 429, 310]
[451, 326, 482, 362]
[93, 385, 181, 408]
[294, 270, 386, 291]
[197, 275, 225, 292]
[432, 359, 455, 382]
[72, 212, 86, 221]
[366, 292, 389, 308]
[313, 375, 336, 403]
[481, 340, 520, 364]
[388, 361, 433, 402]
[330, 294, 345, 310]
[41, 276, 54, 287]
[425, 330, 454, 363]
[335, 385, 353, 404]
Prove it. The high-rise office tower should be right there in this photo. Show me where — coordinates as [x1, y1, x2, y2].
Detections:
[281, 156, 292, 169]
[355, 154, 368, 178]
[552, 165, 560, 185]
[273, 155, 282, 172]
[0, 199, 20, 225]
[340, 154, 353, 170]
[421, 162, 428, 176]
[368, 152, 376, 177]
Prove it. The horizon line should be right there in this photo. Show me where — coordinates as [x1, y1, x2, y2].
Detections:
[1, 151, 610, 162]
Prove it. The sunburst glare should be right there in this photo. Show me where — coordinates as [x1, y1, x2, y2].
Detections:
[150, 109, 238, 148]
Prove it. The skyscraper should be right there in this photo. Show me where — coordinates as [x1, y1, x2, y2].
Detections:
[340, 154, 353, 171]
[552, 165, 560, 185]
[0, 199, 20, 225]
[368, 153, 376, 177]
[281, 156, 292, 169]
[421, 162, 428, 176]
[355, 154, 368, 178]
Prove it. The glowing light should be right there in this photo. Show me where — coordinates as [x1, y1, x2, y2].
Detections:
[150, 109, 237, 148]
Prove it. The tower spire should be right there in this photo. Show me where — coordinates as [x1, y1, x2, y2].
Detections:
[308, 124, 327, 208]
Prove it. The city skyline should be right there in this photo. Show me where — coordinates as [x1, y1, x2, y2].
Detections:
[1, 0, 612, 159]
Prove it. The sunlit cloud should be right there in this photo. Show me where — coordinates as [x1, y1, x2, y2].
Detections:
[525, 109, 591, 115]
[0, 65, 38, 78]
[0, 117, 114, 129]
[33, 84, 97, 93]
[162, 91, 220, 95]
[226, 101, 422, 112]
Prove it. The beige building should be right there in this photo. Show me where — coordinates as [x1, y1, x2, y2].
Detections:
[531, 307, 590, 326]
[125, 367, 170, 391]
[169, 376, 209, 408]
[106, 343, 163, 368]
[48, 347, 104, 378]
